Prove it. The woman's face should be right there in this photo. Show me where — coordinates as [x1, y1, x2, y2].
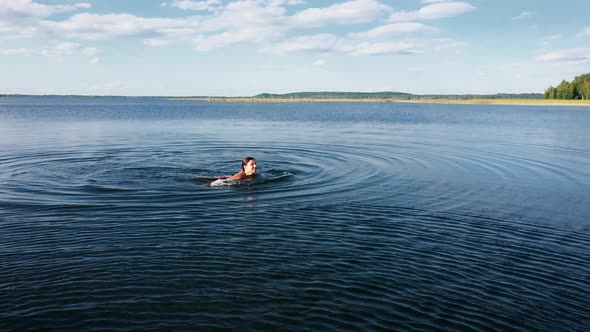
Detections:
[244, 159, 257, 176]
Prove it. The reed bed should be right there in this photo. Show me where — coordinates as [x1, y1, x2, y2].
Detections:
[169, 97, 590, 106]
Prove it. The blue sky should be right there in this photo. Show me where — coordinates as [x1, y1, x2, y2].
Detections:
[1, 0, 589, 96]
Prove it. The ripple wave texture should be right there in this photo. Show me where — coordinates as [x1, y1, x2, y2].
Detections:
[1, 98, 589, 331]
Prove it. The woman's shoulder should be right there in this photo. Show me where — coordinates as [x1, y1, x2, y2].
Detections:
[227, 171, 245, 180]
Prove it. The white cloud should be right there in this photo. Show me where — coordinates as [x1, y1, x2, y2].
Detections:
[312, 59, 326, 66]
[82, 47, 99, 56]
[391, 1, 475, 21]
[0, 42, 101, 64]
[260, 34, 341, 55]
[194, 28, 276, 51]
[10, 1, 290, 48]
[164, 0, 221, 11]
[349, 22, 437, 39]
[1, 0, 468, 58]
[576, 27, 590, 38]
[536, 48, 590, 64]
[199, 1, 287, 32]
[144, 38, 172, 47]
[540, 34, 562, 47]
[82, 47, 101, 64]
[191, 0, 311, 51]
[292, 0, 392, 27]
[429, 37, 466, 52]
[0, 48, 35, 56]
[177, 0, 291, 51]
[260, 33, 423, 56]
[190, 0, 292, 50]
[512, 11, 533, 20]
[40, 13, 196, 40]
[348, 41, 418, 56]
[6, 0, 392, 49]
[0, 0, 90, 20]
[54, 41, 80, 55]
[143, 27, 197, 46]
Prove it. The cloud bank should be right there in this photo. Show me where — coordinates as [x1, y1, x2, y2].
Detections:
[1, 0, 475, 59]
[537, 48, 590, 65]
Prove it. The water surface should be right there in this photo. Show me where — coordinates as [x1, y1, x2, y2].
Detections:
[1, 97, 589, 330]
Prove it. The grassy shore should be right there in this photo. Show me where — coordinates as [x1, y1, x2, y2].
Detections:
[169, 97, 590, 106]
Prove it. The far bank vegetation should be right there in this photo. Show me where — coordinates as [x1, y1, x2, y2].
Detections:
[545, 73, 590, 100]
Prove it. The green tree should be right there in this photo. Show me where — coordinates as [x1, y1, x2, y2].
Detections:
[556, 80, 574, 99]
[572, 73, 590, 100]
[578, 81, 590, 100]
[544, 85, 556, 99]
[545, 72, 590, 100]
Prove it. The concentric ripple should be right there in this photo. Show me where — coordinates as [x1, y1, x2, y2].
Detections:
[1, 97, 589, 331]
[1, 204, 589, 330]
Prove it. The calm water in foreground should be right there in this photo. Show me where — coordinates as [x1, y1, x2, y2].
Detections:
[1, 97, 589, 331]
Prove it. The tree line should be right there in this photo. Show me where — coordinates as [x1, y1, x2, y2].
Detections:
[255, 92, 542, 100]
[545, 73, 590, 100]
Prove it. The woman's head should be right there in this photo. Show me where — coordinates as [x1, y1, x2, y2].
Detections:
[242, 156, 257, 176]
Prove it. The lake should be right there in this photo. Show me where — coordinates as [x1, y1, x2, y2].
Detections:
[1, 96, 589, 331]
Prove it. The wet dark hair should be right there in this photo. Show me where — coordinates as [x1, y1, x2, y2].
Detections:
[241, 156, 255, 171]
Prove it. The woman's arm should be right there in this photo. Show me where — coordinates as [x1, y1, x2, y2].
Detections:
[226, 171, 244, 180]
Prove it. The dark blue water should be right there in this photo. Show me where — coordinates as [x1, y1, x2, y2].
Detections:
[1, 96, 589, 331]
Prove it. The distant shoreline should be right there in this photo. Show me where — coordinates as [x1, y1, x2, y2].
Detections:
[169, 97, 590, 107]
[2, 94, 588, 106]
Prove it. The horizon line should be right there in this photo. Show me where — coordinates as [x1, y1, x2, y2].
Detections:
[1, 91, 544, 98]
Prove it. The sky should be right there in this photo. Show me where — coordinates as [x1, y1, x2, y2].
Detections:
[1, 0, 589, 96]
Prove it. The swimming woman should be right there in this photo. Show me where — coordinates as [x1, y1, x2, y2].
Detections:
[218, 157, 257, 180]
